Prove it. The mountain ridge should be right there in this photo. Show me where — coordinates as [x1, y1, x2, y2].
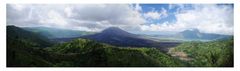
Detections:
[23, 26, 94, 39]
[7, 25, 52, 47]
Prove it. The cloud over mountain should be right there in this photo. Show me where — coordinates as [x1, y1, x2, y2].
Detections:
[7, 4, 145, 32]
[7, 4, 233, 35]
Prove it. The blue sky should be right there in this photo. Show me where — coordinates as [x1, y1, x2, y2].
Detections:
[138, 4, 177, 24]
[7, 4, 233, 35]
[137, 4, 232, 25]
[133, 4, 233, 35]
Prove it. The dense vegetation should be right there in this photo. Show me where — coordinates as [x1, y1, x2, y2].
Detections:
[46, 39, 187, 67]
[8, 38, 187, 67]
[170, 37, 233, 67]
[7, 26, 53, 66]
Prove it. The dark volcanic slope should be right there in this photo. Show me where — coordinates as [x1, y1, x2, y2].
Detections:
[81, 27, 180, 51]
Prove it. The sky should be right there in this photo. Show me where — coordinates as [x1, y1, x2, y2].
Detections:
[7, 4, 233, 35]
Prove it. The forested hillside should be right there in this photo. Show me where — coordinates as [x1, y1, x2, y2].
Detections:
[46, 39, 187, 67]
[8, 38, 187, 67]
[7, 26, 53, 66]
[169, 37, 233, 67]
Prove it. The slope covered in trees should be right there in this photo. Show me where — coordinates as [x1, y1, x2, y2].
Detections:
[7, 25, 53, 66]
[7, 38, 187, 67]
[46, 39, 186, 67]
[169, 37, 233, 67]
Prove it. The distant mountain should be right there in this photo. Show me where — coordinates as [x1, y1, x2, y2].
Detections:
[176, 29, 231, 41]
[101, 27, 137, 37]
[81, 27, 180, 51]
[7, 25, 52, 47]
[81, 27, 151, 47]
[178, 29, 202, 39]
[23, 27, 94, 39]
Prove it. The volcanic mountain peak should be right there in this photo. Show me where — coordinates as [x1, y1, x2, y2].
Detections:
[103, 27, 122, 31]
[180, 29, 200, 34]
[103, 27, 126, 33]
[101, 27, 135, 37]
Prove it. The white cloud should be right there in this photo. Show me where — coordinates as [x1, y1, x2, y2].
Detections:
[143, 11, 161, 20]
[7, 4, 145, 31]
[39, 10, 68, 27]
[11, 4, 26, 11]
[134, 4, 142, 11]
[143, 8, 168, 20]
[64, 6, 73, 17]
[140, 4, 233, 35]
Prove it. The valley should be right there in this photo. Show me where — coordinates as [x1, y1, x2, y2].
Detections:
[7, 25, 233, 67]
